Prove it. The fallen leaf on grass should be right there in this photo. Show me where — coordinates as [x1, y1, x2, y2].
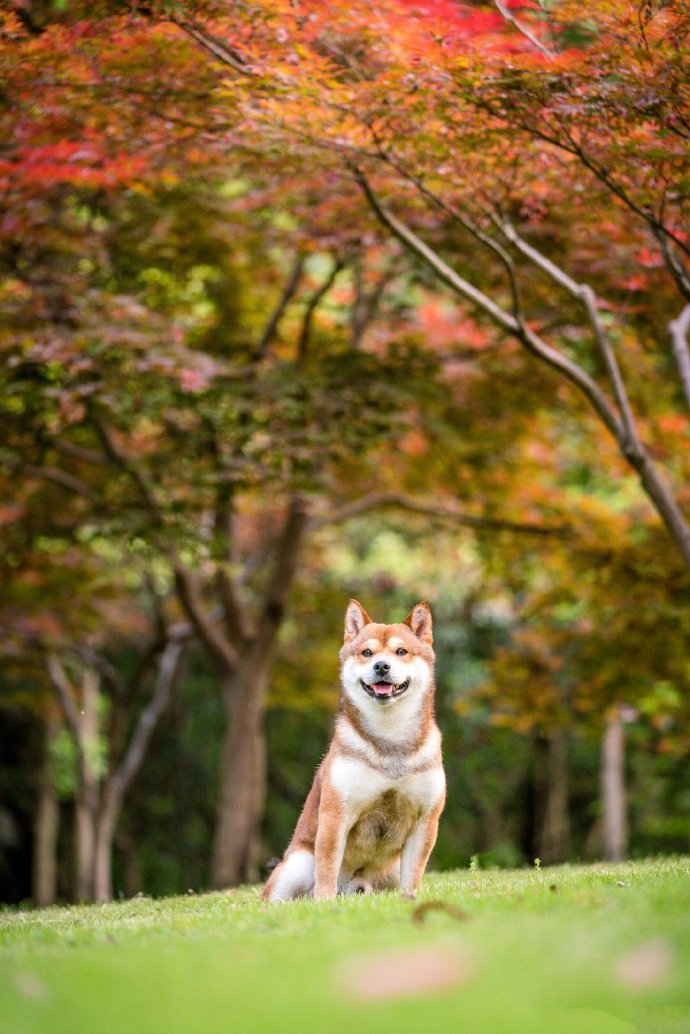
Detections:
[411, 900, 469, 925]
[336, 944, 474, 1001]
[14, 971, 50, 1001]
[613, 938, 674, 990]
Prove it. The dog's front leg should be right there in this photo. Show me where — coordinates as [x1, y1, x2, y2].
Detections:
[399, 801, 444, 898]
[313, 788, 348, 900]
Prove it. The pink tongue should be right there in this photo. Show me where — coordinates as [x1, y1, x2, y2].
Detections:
[373, 682, 394, 695]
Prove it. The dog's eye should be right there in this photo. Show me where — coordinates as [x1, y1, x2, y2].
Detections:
[362, 648, 372, 657]
[396, 647, 407, 656]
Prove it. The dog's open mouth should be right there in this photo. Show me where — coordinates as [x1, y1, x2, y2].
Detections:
[360, 679, 409, 702]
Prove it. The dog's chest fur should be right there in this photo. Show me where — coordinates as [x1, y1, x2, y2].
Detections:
[342, 789, 418, 871]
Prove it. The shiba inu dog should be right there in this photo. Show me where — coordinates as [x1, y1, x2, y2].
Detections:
[263, 599, 445, 901]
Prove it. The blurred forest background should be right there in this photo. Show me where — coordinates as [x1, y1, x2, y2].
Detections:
[1, 0, 689, 905]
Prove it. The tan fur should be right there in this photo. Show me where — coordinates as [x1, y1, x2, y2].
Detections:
[263, 600, 445, 901]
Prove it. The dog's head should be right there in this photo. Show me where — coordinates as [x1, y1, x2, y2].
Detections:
[339, 599, 435, 709]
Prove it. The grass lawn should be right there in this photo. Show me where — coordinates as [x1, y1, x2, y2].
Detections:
[1, 858, 689, 1034]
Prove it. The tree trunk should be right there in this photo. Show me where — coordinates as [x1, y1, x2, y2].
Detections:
[93, 803, 118, 903]
[602, 710, 627, 862]
[74, 669, 100, 902]
[175, 498, 308, 890]
[94, 632, 187, 902]
[535, 728, 570, 864]
[48, 634, 186, 903]
[210, 658, 272, 889]
[32, 716, 60, 907]
[74, 784, 97, 902]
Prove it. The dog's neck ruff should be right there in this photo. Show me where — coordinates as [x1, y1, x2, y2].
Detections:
[339, 666, 435, 756]
[335, 704, 441, 777]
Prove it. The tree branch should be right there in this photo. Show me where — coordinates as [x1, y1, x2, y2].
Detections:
[410, 175, 525, 324]
[354, 167, 623, 440]
[355, 170, 690, 569]
[493, 0, 555, 58]
[256, 496, 309, 639]
[171, 19, 255, 77]
[367, 132, 526, 323]
[555, 131, 690, 263]
[669, 304, 690, 411]
[108, 622, 191, 803]
[108, 626, 166, 758]
[68, 645, 123, 694]
[578, 283, 642, 456]
[174, 567, 239, 672]
[21, 463, 98, 502]
[349, 253, 398, 349]
[495, 216, 643, 456]
[205, 425, 251, 645]
[297, 257, 344, 360]
[309, 491, 570, 537]
[45, 654, 83, 750]
[51, 438, 107, 466]
[657, 231, 690, 303]
[91, 418, 163, 524]
[496, 113, 690, 265]
[253, 253, 305, 360]
[215, 567, 250, 645]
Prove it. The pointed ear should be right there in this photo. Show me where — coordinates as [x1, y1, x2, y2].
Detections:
[344, 599, 372, 643]
[404, 601, 433, 645]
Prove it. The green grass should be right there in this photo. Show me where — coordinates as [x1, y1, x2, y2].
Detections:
[1, 859, 689, 1034]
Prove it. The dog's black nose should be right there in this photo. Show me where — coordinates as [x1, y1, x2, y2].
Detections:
[373, 660, 391, 676]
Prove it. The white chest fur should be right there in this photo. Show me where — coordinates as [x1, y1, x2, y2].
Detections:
[336, 716, 442, 777]
[329, 752, 445, 820]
